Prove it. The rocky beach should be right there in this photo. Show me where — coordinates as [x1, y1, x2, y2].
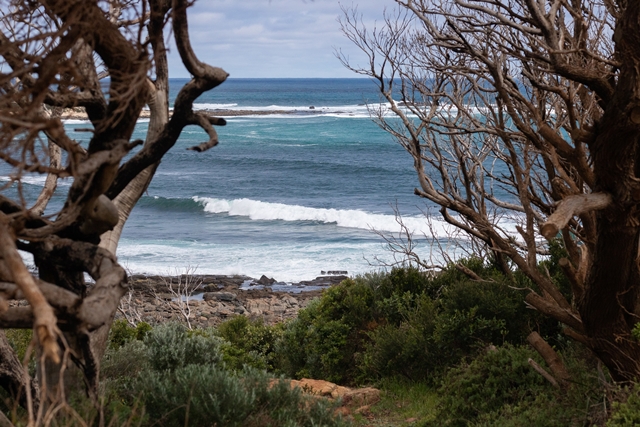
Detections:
[59, 106, 345, 120]
[115, 273, 349, 328]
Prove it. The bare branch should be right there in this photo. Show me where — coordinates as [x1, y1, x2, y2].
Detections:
[540, 193, 612, 240]
[0, 222, 61, 363]
[528, 358, 560, 388]
[186, 113, 226, 152]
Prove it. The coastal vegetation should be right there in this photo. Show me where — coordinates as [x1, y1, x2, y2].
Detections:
[340, 0, 640, 383]
[2, 0, 640, 426]
[0, 0, 230, 420]
[2, 264, 635, 425]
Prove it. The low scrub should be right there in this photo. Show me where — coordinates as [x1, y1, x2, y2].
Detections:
[608, 385, 640, 427]
[136, 365, 344, 427]
[277, 263, 552, 385]
[99, 322, 346, 427]
[215, 315, 285, 371]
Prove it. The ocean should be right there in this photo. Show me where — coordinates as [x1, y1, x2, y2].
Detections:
[11, 78, 468, 282]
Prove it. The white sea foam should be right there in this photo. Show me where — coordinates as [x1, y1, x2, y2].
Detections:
[61, 119, 91, 124]
[193, 196, 468, 238]
[116, 238, 454, 283]
[118, 197, 522, 282]
[193, 103, 239, 109]
[205, 102, 482, 121]
[192, 103, 375, 119]
[0, 175, 72, 186]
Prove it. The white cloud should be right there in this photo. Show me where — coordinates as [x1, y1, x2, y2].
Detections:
[167, 0, 395, 78]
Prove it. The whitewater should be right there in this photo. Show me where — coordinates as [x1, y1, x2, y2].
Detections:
[7, 79, 518, 283]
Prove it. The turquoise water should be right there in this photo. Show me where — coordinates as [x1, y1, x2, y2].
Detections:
[12, 79, 467, 281]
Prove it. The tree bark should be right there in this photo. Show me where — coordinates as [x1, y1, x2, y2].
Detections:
[527, 332, 570, 388]
[0, 331, 38, 411]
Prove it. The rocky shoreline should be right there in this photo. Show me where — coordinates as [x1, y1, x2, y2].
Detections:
[59, 106, 347, 121]
[115, 273, 348, 328]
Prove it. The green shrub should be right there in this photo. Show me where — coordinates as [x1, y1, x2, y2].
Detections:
[438, 279, 526, 344]
[109, 319, 152, 350]
[608, 386, 640, 426]
[278, 303, 354, 383]
[102, 339, 149, 382]
[216, 316, 285, 371]
[4, 329, 33, 362]
[99, 321, 346, 427]
[278, 264, 543, 385]
[316, 277, 377, 329]
[363, 321, 430, 381]
[134, 365, 346, 427]
[375, 267, 436, 300]
[632, 322, 640, 342]
[4, 329, 36, 379]
[429, 344, 551, 426]
[432, 308, 507, 360]
[144, 322, 223, 372]
[361, 294, 436, 381]
[277, 278, 377, 384]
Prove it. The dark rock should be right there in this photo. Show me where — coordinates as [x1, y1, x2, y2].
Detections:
[257, 275, 276, 285]
[202, 284, 224, 292]
[203, 292, 237, 302]
[298, 275, 348, 287]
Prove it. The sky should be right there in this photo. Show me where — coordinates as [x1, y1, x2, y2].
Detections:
[167, 0, 395, 78]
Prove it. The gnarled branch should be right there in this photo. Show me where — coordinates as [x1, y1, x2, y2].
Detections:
[541, 193, 612, 240]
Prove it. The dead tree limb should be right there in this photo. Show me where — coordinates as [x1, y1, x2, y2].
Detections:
[540, 193, 611, 240]
[528, 358, 560, 388]
[527, 331, 570, 389]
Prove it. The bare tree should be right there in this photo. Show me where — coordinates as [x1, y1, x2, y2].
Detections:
[0, 0, 227, 413]
[160, 267, 203, 330]
[340, 1, 640, 382]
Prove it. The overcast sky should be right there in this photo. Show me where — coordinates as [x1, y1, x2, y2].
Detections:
[167, 0, 394, 78]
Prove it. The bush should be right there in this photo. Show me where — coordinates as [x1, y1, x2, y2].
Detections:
[608, 386, 640, 427]
[278, 301, 354, 383]
[134, 362, 346, 426]
[438, 279, 526, 344]
[4, 329, 35, 377]
[4, 329, 33, 362]
[100, 320, 348, 427]
[109, 319, 151, 350]
[216, 316, 284, 371]
[143, 322, 223, 372]
[434, 344, 549, 425]
[277, 278, 377, 384]
[278, 264, 542, 384]
[102, 339, 149, 382]
[361, 294, 436, 381]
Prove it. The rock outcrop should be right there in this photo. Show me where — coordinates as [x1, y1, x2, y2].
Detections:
[114, 274, 342, 328]
[284, 379, 381, 417]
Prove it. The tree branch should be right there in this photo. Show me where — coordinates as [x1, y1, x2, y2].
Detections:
[541, 193, 612, 240]
[186, 113, 226, 152]
[0, 222, 61, 363]
[527, 331, 570, 389]
[525, 292, 583, 332]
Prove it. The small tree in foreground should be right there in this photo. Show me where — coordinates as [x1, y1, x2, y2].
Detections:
[0, 0, 227, 417]
[341, 0, 640, 382]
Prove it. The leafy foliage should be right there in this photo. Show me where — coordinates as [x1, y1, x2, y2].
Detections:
[431, 344, 549, 426]
[143, 322, 224, 372]
[4, 329, 33, 362]
[97, 322, 346, 427]
[215, 316, 285, 371]
[136, 366, 346, 427]
[608, 386, 640, 427]
[277, 264, 543, 384]
[108, 319, 152, 350]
